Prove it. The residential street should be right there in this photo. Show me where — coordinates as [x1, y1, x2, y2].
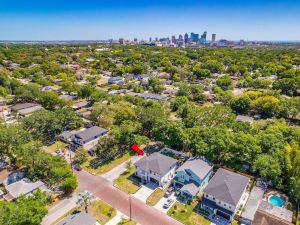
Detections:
[101, 155, 142, 182]
[75, 170, 183, 225]
[41, 195, 78, 225]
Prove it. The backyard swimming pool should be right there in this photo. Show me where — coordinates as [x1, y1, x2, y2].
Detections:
[268, 195, 285, 207]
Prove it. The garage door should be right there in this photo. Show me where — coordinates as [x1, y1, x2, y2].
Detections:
[150, 177, 159, 184]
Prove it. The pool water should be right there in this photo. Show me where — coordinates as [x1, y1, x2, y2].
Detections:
[268, 195, 285, 207]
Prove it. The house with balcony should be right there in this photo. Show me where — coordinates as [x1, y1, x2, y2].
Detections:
[173, 157, 213, 202]
[200, 168, 250, 222]
[71, 126, 108, 150]
[134, 152, 178, 188]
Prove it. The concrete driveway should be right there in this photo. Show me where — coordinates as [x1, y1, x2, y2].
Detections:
[154, 192, 177, 213]
[132, 182, 157, 202]
[101, 155, 142, 182]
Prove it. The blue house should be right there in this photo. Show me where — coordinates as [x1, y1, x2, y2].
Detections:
[173, 157, 213, 202]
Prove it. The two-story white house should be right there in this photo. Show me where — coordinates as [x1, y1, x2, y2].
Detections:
[200, 168, 250, 222]
[71, 126, 108, 150]
[173, 157, 213, 202]
[134, 152, 178, 188]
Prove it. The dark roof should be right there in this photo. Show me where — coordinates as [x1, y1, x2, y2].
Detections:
[11, 103, 39, 111]
[204, 168, 249, 206]
[57, 212, 97, 225]
[74, 126, 108, 142]
[176, 157, 213, 180]
[134, 152, 178, 175]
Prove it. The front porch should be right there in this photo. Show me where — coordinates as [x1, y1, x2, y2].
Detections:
[199, 198, 234, 225]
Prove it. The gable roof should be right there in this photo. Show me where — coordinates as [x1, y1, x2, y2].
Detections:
[181, 183, 199, 196]
[11, 103, 39, 111]
[74, 126, 108, 142]
[176, 157, 213, 180]
[57, 212, 97, 225]
[204, 168, 249, 206]
[253, 201, 293, 225]
[134, 152, 178, 175]
[5, 178, 48, 199]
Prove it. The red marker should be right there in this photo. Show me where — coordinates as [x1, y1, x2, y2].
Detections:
[130, 143, 144, 156]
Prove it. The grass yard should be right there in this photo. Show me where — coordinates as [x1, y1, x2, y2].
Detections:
[88, 199, 116, 224]
[117, 218, 137, 225]
[46, 141, 68, 152]
[114, 166, 141, 194]
[167, 201, 211, 225]
[82, 152, 132, 175]
[146, 188, 166, 206]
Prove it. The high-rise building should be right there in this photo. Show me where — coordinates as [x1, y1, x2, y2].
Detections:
[212, 34, 216, 43]
[179, 34, 183, 41]
[119, 38, 124, 44]
[190, 32, 199, 42]
[134, 38, 138, 43]
[149, 37, 152, 42]
[184, 33, 189, 43]
[200, 31, 207, 45]
[171, 35, 176, 44]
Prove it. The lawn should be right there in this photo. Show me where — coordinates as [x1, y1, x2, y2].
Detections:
[146, 188, 165, 206]
[167, 201, 210, 225]
[117, 218, 137, 225]
[88, 199, 116, 224]
[82, 152, 132, 175]
[47, 141, 68, 152]
[114, 166, 141, 194]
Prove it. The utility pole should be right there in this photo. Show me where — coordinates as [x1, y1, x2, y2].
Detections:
[129, 196, 132, 220]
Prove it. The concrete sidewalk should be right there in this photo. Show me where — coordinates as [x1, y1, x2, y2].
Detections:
[42, 195, 78, 225]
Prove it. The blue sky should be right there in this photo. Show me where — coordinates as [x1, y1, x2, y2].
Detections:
[1, 0, 300, 41]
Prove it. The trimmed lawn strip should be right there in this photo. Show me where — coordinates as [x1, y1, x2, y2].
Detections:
[117, 218, 137, 225]
[82, 153, 131, 175]
[114, 167, 141, 194]
[167, 201, 210, 225]
[47, 141, 68, 152]
[88, 199, 116, 224]
[146, 188, 166, 206]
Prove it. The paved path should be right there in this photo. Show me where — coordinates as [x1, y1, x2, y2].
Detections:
[105, 210, 127, 225]
[75, 170, 183, 225]
[132, 182, 157, 202]
[101, 155, 142, 182]
[42, 195, 78, 225]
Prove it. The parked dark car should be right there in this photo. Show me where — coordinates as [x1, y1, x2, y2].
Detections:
[73, 164, 82, 171]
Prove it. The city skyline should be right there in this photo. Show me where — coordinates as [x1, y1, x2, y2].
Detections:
[1, 0, 300, 41]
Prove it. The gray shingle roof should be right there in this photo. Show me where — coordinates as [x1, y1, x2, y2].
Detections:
[74, 126, 108, 142]
[11, 103, 39, 111]
[204, 168, 249, 206]
[134, 152, 178, 175]
[6, 178, 48, 199]
[181, 183, 199, 196]
[176, 157, 213, 180]
[57, 212, 97, 225]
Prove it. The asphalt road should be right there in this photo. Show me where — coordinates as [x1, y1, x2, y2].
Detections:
[75, 170, 183, 225]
